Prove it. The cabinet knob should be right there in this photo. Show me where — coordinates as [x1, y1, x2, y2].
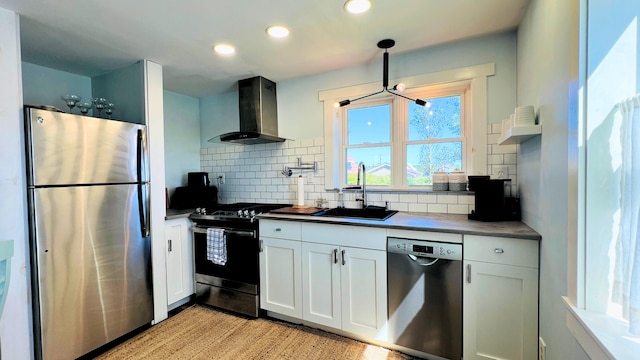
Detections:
[494, 248, 504, 254]
[275, 228, 282, 232]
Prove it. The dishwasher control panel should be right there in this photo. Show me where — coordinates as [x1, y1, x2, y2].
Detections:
[387, 237, 462, 261]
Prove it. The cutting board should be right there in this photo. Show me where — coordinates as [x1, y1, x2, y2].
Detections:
[270, 207, 324, 215]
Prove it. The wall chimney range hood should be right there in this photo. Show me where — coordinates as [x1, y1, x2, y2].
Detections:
[210, 76, 286, 145]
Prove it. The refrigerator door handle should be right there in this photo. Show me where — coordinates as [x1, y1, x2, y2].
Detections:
[137, 130, 150, 237]
[136, 129, 149, 182]
[138, 183, 150, 237]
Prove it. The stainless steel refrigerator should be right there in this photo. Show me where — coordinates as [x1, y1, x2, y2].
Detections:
[24, 107, 153, 360]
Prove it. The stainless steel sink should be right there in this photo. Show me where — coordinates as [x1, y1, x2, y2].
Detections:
[312, 206, 397, 220]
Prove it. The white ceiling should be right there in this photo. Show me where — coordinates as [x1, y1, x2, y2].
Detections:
[0, 0, 529, 98]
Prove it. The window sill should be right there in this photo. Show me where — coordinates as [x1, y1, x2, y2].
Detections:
[325, 188, 474, 195]
[563, 296, 640, 360]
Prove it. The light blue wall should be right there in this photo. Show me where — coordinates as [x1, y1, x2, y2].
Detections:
[199, 91, 238, 147]
[517, 0, 589, 359]
[22, 62, 92, 111]
[92, 61, 145, 124]
[164, 90, 201, 197]
[200, 31, 518, 148]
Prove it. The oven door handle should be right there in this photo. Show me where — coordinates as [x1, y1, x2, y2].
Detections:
[192, 226, 255, 237]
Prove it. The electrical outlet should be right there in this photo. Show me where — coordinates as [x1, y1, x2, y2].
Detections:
[217, 174, 225, 185]
[539, 337, 547, 360]
[493, 165, 509, 179]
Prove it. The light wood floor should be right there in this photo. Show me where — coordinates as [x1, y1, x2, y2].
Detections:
[94, 305, 419, 359]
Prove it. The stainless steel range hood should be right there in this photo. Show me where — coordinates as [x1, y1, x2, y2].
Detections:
[210, 76, 286, 145]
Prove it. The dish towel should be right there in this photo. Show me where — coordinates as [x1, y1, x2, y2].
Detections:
[206, 228, 227, 266]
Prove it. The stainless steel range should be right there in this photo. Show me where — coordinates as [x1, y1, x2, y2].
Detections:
[189, 203, 289, 317]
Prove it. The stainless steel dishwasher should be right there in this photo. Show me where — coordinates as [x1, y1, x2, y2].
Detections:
[387, 237, 462, 360]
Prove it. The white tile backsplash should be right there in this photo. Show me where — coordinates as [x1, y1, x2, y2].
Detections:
[200, 127, 517, 214]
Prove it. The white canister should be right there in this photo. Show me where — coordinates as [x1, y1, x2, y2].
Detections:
[448, 171, 467, 191]
[432, 172, 449, 191]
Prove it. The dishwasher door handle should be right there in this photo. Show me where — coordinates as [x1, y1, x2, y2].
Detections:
[408, 254, 439, 267]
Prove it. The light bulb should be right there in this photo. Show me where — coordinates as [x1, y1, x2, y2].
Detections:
[394, 83, 406, 92]
[213, 44, 235, 56]
[344, 0, 371, 14]
[266, 26, 290, 38]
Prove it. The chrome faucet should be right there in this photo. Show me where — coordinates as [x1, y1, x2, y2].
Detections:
[356, 162, 367, 208]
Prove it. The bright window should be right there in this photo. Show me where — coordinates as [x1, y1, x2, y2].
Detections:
[567, 2, 640, 358]
[338, 84, 468, 189]
[319, 63, 494, 191]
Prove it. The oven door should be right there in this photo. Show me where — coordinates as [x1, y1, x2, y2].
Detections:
[192, 226, 259, 291]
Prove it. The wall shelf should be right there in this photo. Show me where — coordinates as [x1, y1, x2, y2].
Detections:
[498, 125, 542, 145]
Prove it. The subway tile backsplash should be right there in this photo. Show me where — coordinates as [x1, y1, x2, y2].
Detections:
[200, 125, 517, 214]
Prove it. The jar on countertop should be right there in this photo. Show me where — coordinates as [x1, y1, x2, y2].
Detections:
[432, 172, 449, 191]
[448, 171, 467, 191]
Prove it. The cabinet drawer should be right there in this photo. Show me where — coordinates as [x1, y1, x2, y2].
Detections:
[301, 223, 386, 250]
[260, 220, 301, 240]
[464, 235, 538, 268]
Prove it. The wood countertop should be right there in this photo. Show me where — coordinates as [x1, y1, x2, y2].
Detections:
[165, 208, 193, 220]
[258, 210, 541, 240]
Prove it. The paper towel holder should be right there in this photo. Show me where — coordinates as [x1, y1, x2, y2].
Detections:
[282, 157, 317, 177]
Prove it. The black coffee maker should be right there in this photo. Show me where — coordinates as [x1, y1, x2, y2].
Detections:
[169, 172, 218, 210]
[468, 176, 520, 221]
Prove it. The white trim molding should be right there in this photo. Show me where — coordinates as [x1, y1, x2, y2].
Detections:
[564, 296, 640, 360]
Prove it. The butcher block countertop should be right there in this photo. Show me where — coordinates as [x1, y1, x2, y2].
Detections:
[258, 210, 541, 240]
[165, 208, 193, 220]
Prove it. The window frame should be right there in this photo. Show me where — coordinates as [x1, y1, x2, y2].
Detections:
[338, 84, 469, 189]
[319, 63, 494, 191]
[340, 98, 393, 187]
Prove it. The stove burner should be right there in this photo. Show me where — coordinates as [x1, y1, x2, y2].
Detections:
[190, 203, 291, 222]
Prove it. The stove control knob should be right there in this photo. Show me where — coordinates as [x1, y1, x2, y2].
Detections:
[237, 210, 243, 217]
[249, 210, 256, 217]
[243, 210, 250, 218]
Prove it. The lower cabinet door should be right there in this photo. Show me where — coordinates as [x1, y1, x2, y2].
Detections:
[302, 242, 341, 328]
[463, 260, 539, 360]
[259, 237, 302, 318]
[165, 218, 194, 305]
[340, 247, 388, 340]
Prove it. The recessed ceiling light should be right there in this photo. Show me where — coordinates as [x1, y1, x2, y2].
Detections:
[266, 25, 290, 38]
[213, 44, 235, 56]
[344, 0, 371, 14]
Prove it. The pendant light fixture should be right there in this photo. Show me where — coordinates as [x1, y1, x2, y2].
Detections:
[337, 39, 427, 107]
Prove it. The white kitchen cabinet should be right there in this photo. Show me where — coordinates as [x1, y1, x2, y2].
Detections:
[301, 223, 387, 340]
[259, 220, 302, 318]
[165, 218, 194, 306]
[301, 242, 341, 328]
[463, 235, 539, 360]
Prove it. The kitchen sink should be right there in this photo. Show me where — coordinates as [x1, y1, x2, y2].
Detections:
[312, 206, 397, 220]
